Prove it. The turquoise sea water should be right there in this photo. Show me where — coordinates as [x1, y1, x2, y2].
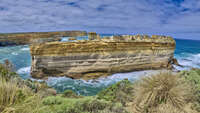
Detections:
[174, 39, 200, 70]
[0, 37, 199, 95]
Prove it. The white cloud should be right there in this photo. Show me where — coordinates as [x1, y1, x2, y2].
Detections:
[0, 0, 200, 40]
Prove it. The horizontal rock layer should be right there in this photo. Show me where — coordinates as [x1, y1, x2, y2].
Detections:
[0, 31, 87, 46]
[30, 35, 176, 80]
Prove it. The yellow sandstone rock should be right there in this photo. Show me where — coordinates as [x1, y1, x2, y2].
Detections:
[30, 34, 176, 80]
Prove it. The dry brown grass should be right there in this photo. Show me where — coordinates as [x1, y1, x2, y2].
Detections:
[132, 72, 194, 113]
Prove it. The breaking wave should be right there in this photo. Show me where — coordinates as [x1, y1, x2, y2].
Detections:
[21, 47, 30, 51]
[17, 66, 31, 74]
[175, 53, 200, 70]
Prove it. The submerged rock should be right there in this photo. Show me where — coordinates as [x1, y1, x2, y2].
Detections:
[171, 58, 183, 67]
[30, 34, 176, 80]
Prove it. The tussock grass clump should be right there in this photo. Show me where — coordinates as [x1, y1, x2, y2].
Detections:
[133, 72, 193, 112]
[0, 77, 31, 112]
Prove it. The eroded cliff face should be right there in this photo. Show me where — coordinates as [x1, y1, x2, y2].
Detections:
[0, 31, 87, 46]
[30, 34, 176, 80]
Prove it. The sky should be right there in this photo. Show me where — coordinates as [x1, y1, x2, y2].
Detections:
[0, 0, 200, 40]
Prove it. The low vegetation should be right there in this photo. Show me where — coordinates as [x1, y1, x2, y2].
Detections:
[131, 72, 195, 113]
[97, 79, 134, 106]
[62, 90, 80, 98]
[1, 60, 200, 113]
[179, 68, 200, 112]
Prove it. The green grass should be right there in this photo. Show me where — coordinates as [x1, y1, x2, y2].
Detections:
[179, 68, 200, 112]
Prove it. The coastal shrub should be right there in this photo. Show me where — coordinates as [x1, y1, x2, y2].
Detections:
[0, 62, 17, 81]
[179, 69, 200, 112]
[180, 69, 200, 91]
[133, 72, 193, 112]
[62, 90, 79, 98]
[43, 96, 63, 105]
[65, 98, 128, 113]
[97, 79, 133, 106]
[38, 88, 57, 98]
[40, 96, 128, 113]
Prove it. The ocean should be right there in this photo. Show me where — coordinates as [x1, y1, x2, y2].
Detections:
[0, 37, 200, 95]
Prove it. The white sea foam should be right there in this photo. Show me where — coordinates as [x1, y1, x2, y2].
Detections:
[175, 53, 200, 70]
[61, 37, 69, 42]
[17, 66, 31, 74]
[11, 52, 18, 55]
[21, 47, 30, 51]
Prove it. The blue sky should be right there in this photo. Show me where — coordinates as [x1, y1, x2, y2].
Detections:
[0, 0, 200, 40]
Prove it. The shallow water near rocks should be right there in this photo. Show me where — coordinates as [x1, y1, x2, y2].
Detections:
[0, 38, 200, 95]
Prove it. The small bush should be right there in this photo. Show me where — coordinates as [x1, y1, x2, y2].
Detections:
[97, 79, 133, 106]
[62, 90, 78, 98]
[0, 62, 17, 81]
[133, 72, 193, 112]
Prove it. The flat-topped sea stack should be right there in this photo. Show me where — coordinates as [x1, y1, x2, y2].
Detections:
[0, 31, 87, 46]
[30, 34, 176, 80]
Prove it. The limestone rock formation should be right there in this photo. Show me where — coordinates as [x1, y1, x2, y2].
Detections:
[88, 32, 101, 40]
[30, 34, 176, 80]
[0, 31, 87, 46]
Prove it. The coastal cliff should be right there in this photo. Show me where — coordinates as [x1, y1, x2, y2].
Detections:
[0, 31, 87, 46]
[30, 34, 176, 80]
